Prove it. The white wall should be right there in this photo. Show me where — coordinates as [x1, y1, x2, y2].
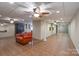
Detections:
[33, 20, 56, 41]
[68, 10, 79, 53]
[40, 20, 47, 41]
[41, 20, 56, 40]
[0, 24, 15, 38]
[32, 20, 41, 40]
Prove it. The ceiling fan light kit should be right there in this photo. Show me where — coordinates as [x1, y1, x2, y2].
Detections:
[33, 7, 50, 18]
[34, 13, 39, 17]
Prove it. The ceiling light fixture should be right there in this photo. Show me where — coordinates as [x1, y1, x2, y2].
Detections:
[10, 20, 14, 23]
[1, 23, 4, 26]
[34, 14, 39, 17]
[10, 19, 14, 23]
[56, 11, 60, 13]
[14, 19, 18, 21]
[33, 7, 50, 18]
[9, 2, 14, 4]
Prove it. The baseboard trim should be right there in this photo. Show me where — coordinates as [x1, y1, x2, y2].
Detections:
[68, 34, 79, 54]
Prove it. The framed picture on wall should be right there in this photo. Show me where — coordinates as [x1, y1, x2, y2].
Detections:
[26, 24, 27, 29]
[49, 27, 51, 31]
[28, 24, 30, 29]
[48, 23, 54, 31]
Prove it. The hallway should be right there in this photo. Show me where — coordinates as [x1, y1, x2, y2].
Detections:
[46, 33, 78, 55]
[0, 33, 78, 56]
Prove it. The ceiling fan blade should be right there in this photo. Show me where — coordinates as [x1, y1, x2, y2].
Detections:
[25, 2, 36, 8]
[15, 2, 28, 8]
[39, 2, 55, 10]
[15, 2, 36, 12]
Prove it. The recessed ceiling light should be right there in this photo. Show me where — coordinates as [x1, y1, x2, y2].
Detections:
[9, 2, 14, 4]
[56, 11, 60, 13]
[10, 20, 14, 23]
[10, 19, 14, 23]
[14, 19, 18, 21]
[1, 23, 4, 26]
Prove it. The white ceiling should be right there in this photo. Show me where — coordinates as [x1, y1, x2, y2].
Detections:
[0, 2, 79, 22]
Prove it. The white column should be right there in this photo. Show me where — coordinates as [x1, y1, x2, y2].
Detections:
[43, 21, 47, 41]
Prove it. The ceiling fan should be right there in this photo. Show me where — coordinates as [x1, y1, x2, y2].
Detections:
[33, 7, 50, 17]
[15, 2, 54, 18]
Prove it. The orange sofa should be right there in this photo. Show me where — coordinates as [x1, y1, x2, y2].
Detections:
[16, 32, 32, 45]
